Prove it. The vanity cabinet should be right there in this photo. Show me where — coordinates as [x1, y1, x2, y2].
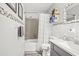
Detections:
[50, 42, 72, 56]
[50, 43, 59, 56]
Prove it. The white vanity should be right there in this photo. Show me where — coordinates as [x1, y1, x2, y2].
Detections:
[49, 36, 79, 56]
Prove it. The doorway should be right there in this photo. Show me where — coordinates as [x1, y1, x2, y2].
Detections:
[25, 18, 39, 40]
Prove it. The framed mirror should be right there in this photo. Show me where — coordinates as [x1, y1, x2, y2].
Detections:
[18, 3, 23, 20]
[6, 3, 17, 13]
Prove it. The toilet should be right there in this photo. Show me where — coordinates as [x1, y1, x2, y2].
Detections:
[42, 44, 50, 56]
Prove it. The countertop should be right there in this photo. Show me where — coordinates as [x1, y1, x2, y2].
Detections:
[49, 36, 79, 56]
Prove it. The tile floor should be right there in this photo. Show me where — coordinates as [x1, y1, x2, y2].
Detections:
[24, 51, 41, 56]
[24, 39, 42, 56]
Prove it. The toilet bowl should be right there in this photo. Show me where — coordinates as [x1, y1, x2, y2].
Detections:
[42, 44, 50, 56]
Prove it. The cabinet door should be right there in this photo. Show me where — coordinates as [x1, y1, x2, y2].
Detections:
[54, 44, 72, 56]
[50, 42, 59, 56]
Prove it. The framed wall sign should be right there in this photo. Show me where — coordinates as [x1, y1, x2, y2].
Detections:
[6, 3, 17, 13]
[18, 26, 24, 37]
[18, 3, 23, 20]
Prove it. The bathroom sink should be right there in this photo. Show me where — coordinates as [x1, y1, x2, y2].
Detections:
[59, 41, 71, 48]
[61, 36, 73, 41]
[50, 36, 79, 55]
[55, 39, 79, 53]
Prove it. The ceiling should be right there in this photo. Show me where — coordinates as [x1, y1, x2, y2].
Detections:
[23, 3, 53, 13]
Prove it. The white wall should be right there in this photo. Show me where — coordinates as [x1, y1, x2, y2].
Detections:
[51, 22, 79, 41]
[25, 13, 39, 20]
[0, 3, 25, 56]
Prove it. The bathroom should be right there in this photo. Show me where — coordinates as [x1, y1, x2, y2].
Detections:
[24, 3, 79, 56]
[25, 3, 79, 56]
[0, 0, 79, 57]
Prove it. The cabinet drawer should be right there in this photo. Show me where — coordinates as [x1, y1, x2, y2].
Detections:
[54, 44, 72, 56]
[50, 42, 59, 56]
[50, 42, 54, 50]
[50, 50, 59, 56]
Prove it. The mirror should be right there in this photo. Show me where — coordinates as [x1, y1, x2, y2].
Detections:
[65, 3, 79, 22]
